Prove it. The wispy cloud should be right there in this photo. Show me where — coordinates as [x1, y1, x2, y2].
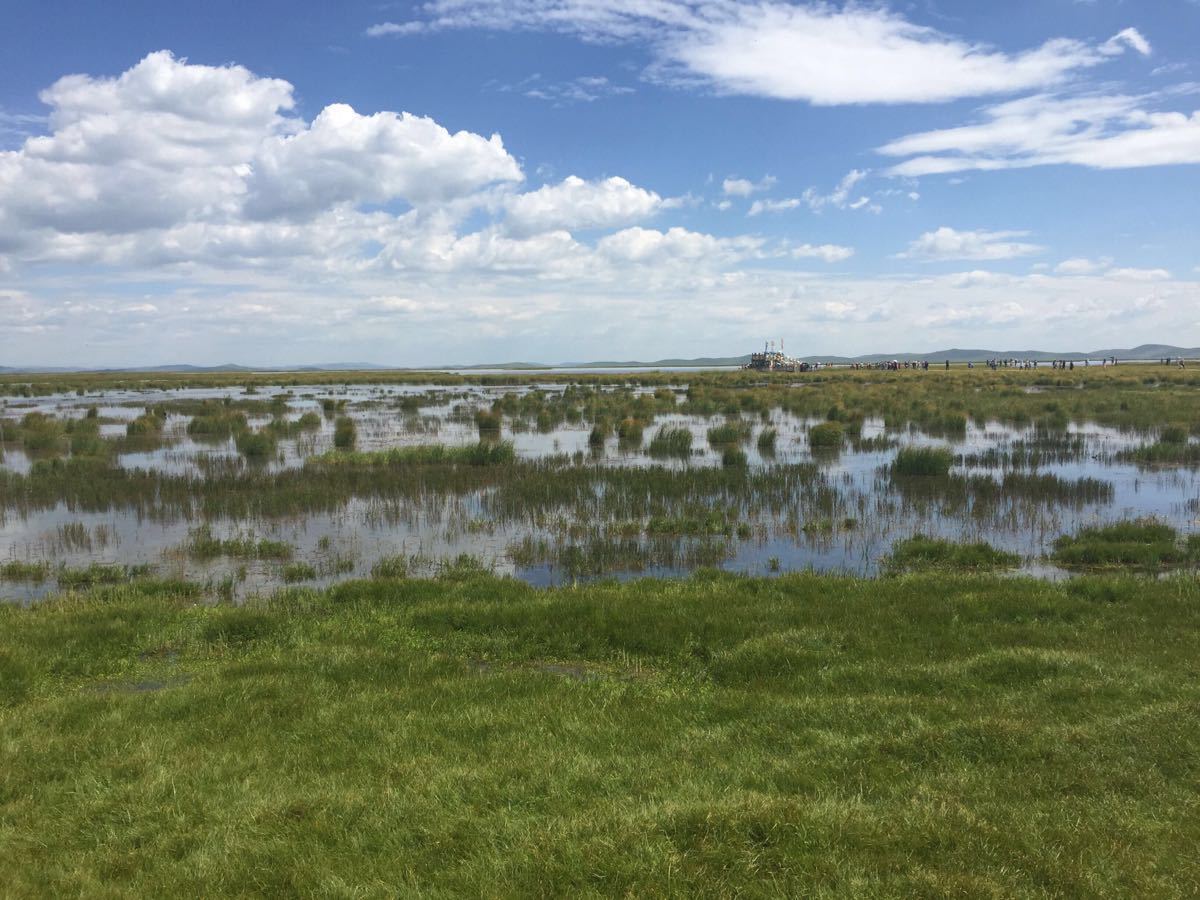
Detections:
[489, 73, 634, 105]
[880, 91, 1200, 175]
[366, 1, 1149, 105]
[722, 175, 775, 197]
[748, 170, 878, 215]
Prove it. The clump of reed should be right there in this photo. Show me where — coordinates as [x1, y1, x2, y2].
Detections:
[475, 409, 503, 436]
[648, 427, 693, 459]
[645, 510, 750, 538]
[311, 442, 516, 467]
[265, 412, 321, 439]
[508, 534, 731, 578]
[0, 560, 51, 582]
[589, 421, 610, 448]
[66, 418, 110, 459]
[616, 417, 646, 445]
[722, 447, 748, 468]
[883, 535, 1019, 574]
[55, 563, 153, 588]
[370, 556, 409, 578]
[125, 410, 166, 439]
[1118, 435, 1200, 467]
[707, 420, 753, 447]
[333, 416, 357, 450]
[235, 429, 277, 462]
[757, 427, 777, 455]
[280, 562, 318, 583]
[808, 421, 844, 450]
[185, 525, 293, 560]
[1052, 520, 1199, 570]
[187, 410, 248, 440]
[17, 413, 65, 456]
[892, 446, 954, 477]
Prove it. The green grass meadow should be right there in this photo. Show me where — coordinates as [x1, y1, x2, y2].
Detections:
[2, 572, 1198, 896]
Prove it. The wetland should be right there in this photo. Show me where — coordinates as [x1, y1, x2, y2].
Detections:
[1, 365, 1198, 600]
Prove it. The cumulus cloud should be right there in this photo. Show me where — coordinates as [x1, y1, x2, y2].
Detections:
[899, 227, 1043, 261]
[597, 226, 764, 264]
[3, 50, 874, 336]
[367, 1, 1148, 105]
[503, 175, 661, 235]
[880, 92, 1200, 175]
[245, 103, 522, 220]
[0, 49, 524, 256]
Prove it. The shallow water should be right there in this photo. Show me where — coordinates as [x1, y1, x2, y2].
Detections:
[2, 382, 1197, 601]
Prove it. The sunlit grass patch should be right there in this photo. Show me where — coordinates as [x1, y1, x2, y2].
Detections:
[1, 572, 1199, 894]
[1052, 519, 1199, 570]
[884, 534, 1019, 574]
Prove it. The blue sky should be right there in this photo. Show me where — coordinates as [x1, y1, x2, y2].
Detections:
[1, 1, 1198, 365]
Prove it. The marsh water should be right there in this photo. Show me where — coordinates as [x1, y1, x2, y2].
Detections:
[2, 380, 1197, 601]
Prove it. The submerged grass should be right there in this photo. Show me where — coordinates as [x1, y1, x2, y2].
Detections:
[1119, 440, 1200, 467]
[1, 571, 1199, 894]
[311, 442, 516, 467]
[185, 525, 293, 561]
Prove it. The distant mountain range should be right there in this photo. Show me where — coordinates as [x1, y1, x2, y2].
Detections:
[1, 344, 1196, 374]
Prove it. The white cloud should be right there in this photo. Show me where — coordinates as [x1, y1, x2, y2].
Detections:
[597, 226, 764, 265]
[0, 50, 524, 251]
[365, 22, 426, 37]
[1055, 257, 1111, 275]
[245, 103, 522, 220]
[947, 270, 1014, 288]
[502, 175, 662, 235]
[1106, 267, 1171, 281]
[899, 227, 1043, 261]
[368, 2, 1149, 105]
[493, 73, 635, 105]
[748, 169, 876, 215]
[919, 300, 1027, 328]
[880, 92, 1200, 176]
[748, 197, 803, 215]
[1101, 28, 1152, 58]
[722, 175, 775, 196]
[792, 243, 854, 263]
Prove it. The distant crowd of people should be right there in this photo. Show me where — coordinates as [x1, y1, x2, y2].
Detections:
[818, 356, 1185, 371]
[848, 360, 932, 371]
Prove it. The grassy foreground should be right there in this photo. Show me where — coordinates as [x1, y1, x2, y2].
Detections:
[2, 572, 1199, 896]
